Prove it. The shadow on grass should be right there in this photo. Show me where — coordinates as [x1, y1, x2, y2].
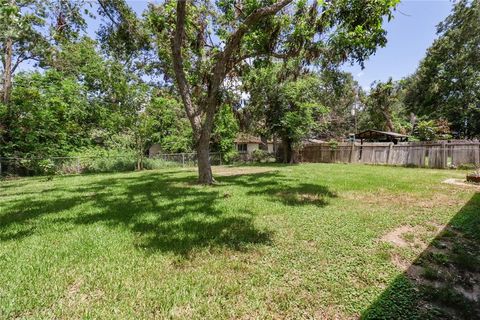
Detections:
[362, 193, 480, 319]
[0, 169, 335, 255]
[220, 171, 337, 207]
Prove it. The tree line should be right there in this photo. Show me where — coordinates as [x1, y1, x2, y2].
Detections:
[1, 0, 478, 183]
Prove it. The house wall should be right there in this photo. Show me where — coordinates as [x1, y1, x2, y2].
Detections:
[267, 143, 275, 153]
[247, 143, 260, 154]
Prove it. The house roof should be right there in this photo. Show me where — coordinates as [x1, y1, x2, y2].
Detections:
[356, 130, 408, 140]
[234, 133, 277, 144]
[304, 138, 325, 145]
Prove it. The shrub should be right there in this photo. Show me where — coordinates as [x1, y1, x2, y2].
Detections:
[143, 158, 180, 170]
[65, 147, 137, 173]
[328, 139, 339, 150]
[221, 149, 238, 164]
[37, 159, 56, 175]
[251, 149, 273, 162]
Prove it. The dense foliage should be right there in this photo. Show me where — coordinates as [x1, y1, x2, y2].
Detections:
[146, 0, 398, 182]
[359, 79, 411, 134]
[404, 0, 480, 138]
[7, 0, 478, 176]
[0, 3, 193, 175]
[245, 64, 328, 163]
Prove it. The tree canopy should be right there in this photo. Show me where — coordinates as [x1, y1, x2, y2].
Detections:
[0, 0, 405, 180]
[404, 0, 480, 138]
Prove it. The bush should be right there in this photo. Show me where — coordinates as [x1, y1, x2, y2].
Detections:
[64, 147, 183, 173]
[143, 158, 180, 170]
[65, 147, 137, 173]
[328, 139, 339, 150]
[37, 159, 56, 175]
[221, 149, 238, 164]
[251, 149, 274, 163]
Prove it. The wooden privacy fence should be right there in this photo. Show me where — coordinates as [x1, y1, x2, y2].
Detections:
[300, 141, 480, 169]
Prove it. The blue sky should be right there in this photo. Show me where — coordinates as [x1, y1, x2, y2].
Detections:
[342, 0, 454, 89]
[83, 0, 454, 89]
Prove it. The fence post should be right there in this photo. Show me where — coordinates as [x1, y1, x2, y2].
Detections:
[219, 152, 222, 166]
[442, 141, 447, 168]
[76, 157, 80, 174]
[477, 143, 480, 165]
[182, 153, 185, 167]
[387, 143, 393, 164]
[349, 143, 355, 163]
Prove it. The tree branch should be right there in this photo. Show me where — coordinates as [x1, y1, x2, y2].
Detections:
[11, 52, 30, 74]
[212, 0, 293, 89]
[97, 0, 121, 27]
[199, 0, 293, 138]
[171, 0, 201, 136]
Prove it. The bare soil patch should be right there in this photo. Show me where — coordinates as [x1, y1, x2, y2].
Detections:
[382, 221, 480, 316]
[212, 166, 277, 177]
[443, 178, 480, 190]
[381, 225, 415, 248]
[345, 191, 463, 210]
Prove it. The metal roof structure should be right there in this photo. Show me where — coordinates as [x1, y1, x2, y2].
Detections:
[356, 130, 409, 143]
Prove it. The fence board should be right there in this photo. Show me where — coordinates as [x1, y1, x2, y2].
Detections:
[301, 141, 480, 168]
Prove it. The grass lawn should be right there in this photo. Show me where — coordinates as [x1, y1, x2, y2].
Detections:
[1, 164, 479, 319]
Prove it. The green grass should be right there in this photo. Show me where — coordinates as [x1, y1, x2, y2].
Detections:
[0, 163, 478, 319]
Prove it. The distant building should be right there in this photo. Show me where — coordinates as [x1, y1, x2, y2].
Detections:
[234, 134, 278, 155]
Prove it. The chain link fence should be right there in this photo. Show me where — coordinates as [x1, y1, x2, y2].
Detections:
[0, 152, 223, 177]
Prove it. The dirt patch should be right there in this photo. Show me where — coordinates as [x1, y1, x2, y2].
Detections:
[345, 191, 463, 209]
[443, 178, 480, 190]
[55, 278, 104, 310]
[169, 304, 194, 318]
[212, 166, 277, 177]
[381, 225, 415, 248]
[417, 193, 464, 209]
[384, 221, 480, 315]
[66, 279, 83, 299]
[390, 252, 412, 271]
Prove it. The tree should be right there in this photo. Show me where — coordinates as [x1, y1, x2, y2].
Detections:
[147, 0, 398, 183]
[404, 0, 480, 137]
[148, 93, 193, 153]
[314, 69, 363, 139]
[0, 0, 49, 104]
[414, 119, 451, 141]
[2, 70, 90, 159]
[360, 79, 410, 133]
[245, 64, 327, 163]
[147, 0, 293, 183]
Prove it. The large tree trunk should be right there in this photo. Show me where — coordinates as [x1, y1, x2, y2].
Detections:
[2, 37, 13, 104]
[283, 139, 295, 163]
[196, 132, 214, 184]
[290, 148, 299, 164]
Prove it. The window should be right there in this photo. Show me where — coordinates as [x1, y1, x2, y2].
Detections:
[237, 143, 247, 152]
